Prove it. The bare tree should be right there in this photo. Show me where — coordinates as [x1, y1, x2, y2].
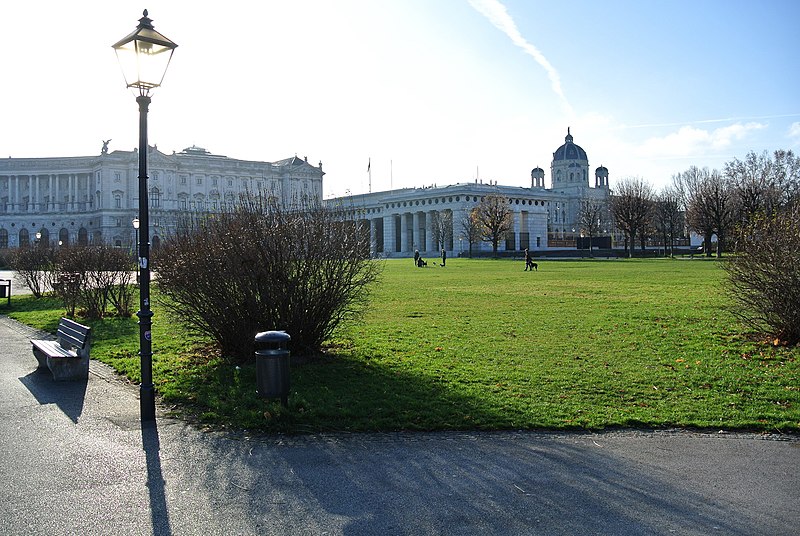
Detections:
[673, 167, 721, 257]
[653, 189, 682, 257]
[686, 169, 735, 257]
[725, 149, 800, 230]
[459, 208, 482, 258]
[473, 195, 513, 256]
[577, 199, 607, 253]
[430, 210, 453, 252]
[609, 177, 654, 258]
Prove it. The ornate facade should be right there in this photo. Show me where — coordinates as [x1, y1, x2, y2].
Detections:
[1, 129, 610, 256]
[332, 129, 611, 257]
[0, 145, 324, 249]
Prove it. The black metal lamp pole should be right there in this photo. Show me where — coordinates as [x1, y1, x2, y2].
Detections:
[113, 10, 177, 423]
[137, 94, 155, 421]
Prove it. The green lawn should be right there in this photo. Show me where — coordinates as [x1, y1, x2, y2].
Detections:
[5, 257, 798, 433]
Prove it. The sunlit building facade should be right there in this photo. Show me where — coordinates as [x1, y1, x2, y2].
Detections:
[330, 129, 612, 257]
[1, 130, 611, 256]
[0, 145, 324, 249]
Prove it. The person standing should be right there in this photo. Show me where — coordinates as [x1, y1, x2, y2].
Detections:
[441, 248, 447, 267]
[524, 248, 533, 271]
[414, 249, 420, 267]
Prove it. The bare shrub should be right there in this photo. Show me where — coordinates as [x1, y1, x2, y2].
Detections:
[50, 245, 136, 318]
[9, 246, 53, 298]
[723, 203, 800, 344]
[155, 195, 383, 362]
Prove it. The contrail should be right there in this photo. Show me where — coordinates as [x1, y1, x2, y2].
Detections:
[616, 113, 800, 130]
[468, 0, 574, 116]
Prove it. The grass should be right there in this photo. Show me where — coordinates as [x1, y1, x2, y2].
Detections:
[3, 257, 798, 434]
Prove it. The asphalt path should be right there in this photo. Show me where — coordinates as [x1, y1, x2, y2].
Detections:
[0, 310, 798, 535]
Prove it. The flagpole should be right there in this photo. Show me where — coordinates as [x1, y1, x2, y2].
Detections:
[390, 159, 393, 191]
[368, 157, 371, 193]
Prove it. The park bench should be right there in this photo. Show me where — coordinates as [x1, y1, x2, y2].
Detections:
[31, 318, 92, 381]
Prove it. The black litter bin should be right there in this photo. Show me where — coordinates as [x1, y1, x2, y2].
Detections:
[254, 330, 291, 406]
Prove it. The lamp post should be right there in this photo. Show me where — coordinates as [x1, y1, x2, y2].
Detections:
[113, 10, 177, 422]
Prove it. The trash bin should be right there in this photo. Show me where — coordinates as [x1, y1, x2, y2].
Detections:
[254, 330, 291, 407]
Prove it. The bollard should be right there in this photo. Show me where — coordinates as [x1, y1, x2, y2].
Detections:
[254, 330, 291, 407]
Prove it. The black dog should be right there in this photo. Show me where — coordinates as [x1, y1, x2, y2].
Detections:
[526, 259, 538, 271]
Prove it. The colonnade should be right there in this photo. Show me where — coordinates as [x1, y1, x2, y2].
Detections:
[359, 205, 546, 257]
[0, 173, 93, 213]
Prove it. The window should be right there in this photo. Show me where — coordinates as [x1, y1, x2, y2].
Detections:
[114, 172, 121, 182]
[114, 195, 121, 209]
[180, 175, 187, 185]
[151, 188, 161, 208]
[196, 177, 203, 185]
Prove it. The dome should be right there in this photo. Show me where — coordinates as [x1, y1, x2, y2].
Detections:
[552, 128, 587, 161]
[595, 165, 608, 174]
[531, 166, 544, 174]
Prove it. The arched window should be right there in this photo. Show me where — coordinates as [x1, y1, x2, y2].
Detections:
[78, 228, 89, 246]
[59, 228, 70, 246]
[0, 229, 8, 249]
[151, 187, 161, 208]
[19, 228, 30, 248]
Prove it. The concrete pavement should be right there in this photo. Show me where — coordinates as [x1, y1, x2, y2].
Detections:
[0, 312, 798, 535]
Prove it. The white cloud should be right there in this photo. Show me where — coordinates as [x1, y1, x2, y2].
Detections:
[789, 122, 800, 140]
[468, 0, 574, 117]
[637, 122, 766, 158]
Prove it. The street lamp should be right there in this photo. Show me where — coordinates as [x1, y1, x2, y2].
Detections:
[113, 10, 177, 422]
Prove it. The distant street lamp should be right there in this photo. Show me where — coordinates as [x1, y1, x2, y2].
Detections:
[113, 10, 177, 422]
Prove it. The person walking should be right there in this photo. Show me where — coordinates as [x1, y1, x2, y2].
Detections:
[524, 248, 533, 271]
[441, 248, 447, 267]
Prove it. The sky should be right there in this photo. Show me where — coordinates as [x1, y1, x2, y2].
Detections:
[2, 0, 799, 198]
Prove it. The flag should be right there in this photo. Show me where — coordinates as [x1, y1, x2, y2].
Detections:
[367, 158, 371, 172]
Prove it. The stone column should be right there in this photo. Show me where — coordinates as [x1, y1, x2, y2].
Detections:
[55, 174, 61, 210]
[33, 175, 40, 212]
[383, 214, 395, 254]
[412, 212, 421, 252]
[400, 213, 409, 254]
[13, 175, 20, 212]
[425, 210, 434, 252]
[369, 218, 378, 256]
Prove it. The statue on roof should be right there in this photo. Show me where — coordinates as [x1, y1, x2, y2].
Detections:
[101, 139, 111, 155]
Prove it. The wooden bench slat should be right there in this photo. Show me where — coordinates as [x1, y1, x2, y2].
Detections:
[32, 340, 77, 358]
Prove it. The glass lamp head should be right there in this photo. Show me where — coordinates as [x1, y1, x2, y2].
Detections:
[113, 10, 177, 96]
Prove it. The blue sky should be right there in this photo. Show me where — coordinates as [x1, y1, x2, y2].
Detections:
[2, 0, 798, 197]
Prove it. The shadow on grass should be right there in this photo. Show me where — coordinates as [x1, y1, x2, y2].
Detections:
[167, 354, 531, 434]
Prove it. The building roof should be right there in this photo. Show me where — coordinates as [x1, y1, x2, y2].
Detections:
[552, 127, 588, 162]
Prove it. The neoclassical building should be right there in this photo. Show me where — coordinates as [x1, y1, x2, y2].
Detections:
[332, 129, 611, 257]
[1, 129, 610, 256]
[0, 144, 324, 249]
